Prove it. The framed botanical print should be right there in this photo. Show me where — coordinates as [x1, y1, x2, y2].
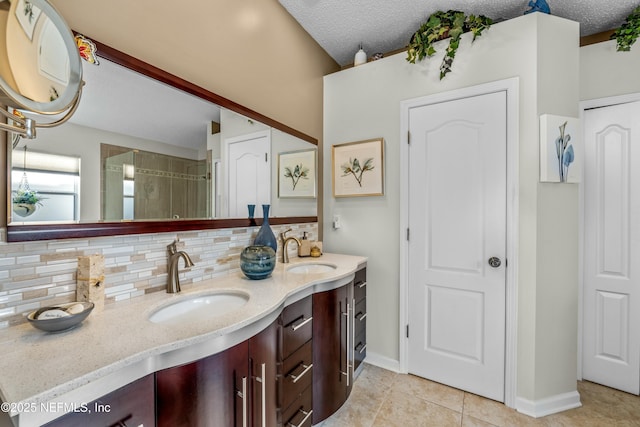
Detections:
[278, 148, 317, 198]
[332, 138, 384, 197]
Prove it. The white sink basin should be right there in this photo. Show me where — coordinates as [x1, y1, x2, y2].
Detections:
[287, 263, 337, 275]
[149, 291, 250, 323]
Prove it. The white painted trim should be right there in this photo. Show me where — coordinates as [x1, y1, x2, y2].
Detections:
[399, 77, 520, 408]
[577, 92, 640, 381]
[516, 391, 582, 418]
[363, 352, 401, 373]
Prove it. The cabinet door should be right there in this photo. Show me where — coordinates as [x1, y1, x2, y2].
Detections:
[249, 320, 278, 427]
[156, 341, 249, 427]
[43, 374, 155, 427]
[312, 283, 352, 424]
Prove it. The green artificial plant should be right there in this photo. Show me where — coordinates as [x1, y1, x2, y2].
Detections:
[12, 188, 43, 206]
[611, 6, 640, 52]
[406, 10, 492, 79]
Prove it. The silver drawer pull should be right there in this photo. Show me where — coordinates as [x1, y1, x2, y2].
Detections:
[287, 409, 313, 427]
[291, 316, 313, 331]
[288, 363, 313, 383]
[356, 312, 367, 321]
[236, 376, 248, 427]
[356, 343, 367, 354]
[358, 281, 367, 288]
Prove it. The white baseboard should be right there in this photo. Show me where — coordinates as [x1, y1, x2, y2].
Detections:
[364, 351, 401, 373]
[516, 391, 581, 418]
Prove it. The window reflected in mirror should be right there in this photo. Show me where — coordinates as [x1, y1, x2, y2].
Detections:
[11, 148, 80, 222]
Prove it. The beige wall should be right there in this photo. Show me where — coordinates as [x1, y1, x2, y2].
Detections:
[49, 0, 338, 140]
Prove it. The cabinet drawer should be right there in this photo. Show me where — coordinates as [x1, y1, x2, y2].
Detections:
[281, 295, 313, 359]
[354, 298, 367, 338]
[281, 385, 313, 427]
[282, 340, 313, 410]
[354, 268, 367, 303]
[44, 374, 155, 427]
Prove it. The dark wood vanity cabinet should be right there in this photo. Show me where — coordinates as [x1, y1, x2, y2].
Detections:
[312, 266, 367, 425]
[250, 320, 279, 427]
[42, 268, 367, 427]
[156, 320, 278, 427]
[278, 295, 314, 427]
[312, 282, 353, 425]
[43, 374, 155, 427]
[156, 341, 248, 427]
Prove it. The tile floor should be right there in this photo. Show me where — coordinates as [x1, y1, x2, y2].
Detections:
[320, 363, 640, 427]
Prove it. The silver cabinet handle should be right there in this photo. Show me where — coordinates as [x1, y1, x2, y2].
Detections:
[236, 376, 248, 427]
[356, 312, 367, 321]
[287, 409, 313, 427]
[352, 298, 356, 379]
[358, 281, 367, 288]
[340, 302, 351, 387]
[291, 316, 313, 331]
[254, 363, 266, 427]
[288, 363, 313, 383]
[356, 342, 367, 354]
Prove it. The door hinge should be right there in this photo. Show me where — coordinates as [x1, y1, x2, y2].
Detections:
[265, 153, 268, 162]
[407, 131, 411, 145]
[406, 324, 409, 338]
[406, 228, 410, 241]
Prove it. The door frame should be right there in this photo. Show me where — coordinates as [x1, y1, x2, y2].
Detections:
[399, 78, 519, 408]
[578, 91, 640, 382]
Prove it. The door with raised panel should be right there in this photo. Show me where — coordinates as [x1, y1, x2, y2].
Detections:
[583, 101, 640, 394]
[226, 130, 271, 217]
[407, 90, 507, 402]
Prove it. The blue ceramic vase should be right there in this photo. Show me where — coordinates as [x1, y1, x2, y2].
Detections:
[253, 204, 277, 252]
[240, 245, 276, 280]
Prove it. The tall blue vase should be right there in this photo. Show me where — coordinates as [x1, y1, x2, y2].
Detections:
[254, 204, 277, 252]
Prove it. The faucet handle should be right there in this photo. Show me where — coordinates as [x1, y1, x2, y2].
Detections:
[280, 228, 293, 240]
[167, 240, 178, 255]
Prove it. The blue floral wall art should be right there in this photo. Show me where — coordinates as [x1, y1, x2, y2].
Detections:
[540, 114, 580, 183]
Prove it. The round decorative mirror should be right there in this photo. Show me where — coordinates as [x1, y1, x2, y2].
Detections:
[0, 0, 82, 136]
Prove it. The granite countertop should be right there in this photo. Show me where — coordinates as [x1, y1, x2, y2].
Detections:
[0, 253, 366, 426]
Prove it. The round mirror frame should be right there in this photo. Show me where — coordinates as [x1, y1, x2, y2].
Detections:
[0, 0, 82, 115]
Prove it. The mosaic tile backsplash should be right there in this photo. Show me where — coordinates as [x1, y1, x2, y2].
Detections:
[0, 222, 317, 329]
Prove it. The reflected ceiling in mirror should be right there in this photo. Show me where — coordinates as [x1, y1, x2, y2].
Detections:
[6, 34, 318, 241]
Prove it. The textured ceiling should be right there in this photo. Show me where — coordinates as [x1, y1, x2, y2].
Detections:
[278, 0, 639, 66]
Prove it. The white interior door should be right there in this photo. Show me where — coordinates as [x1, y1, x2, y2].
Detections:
[583, 101, 640, 395]
[407, 91, 507, 402]
[227, 131, 271, 217]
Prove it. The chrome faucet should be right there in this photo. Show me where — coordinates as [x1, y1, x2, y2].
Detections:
[280, 229, 301, 263]
[166, 240, 195, 293]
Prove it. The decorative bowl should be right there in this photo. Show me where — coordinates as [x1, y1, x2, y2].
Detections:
[240, 245, 276, 280]
[27, 302, 94, 332]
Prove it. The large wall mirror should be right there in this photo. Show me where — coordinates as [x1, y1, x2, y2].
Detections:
[6, 34, 318, 241]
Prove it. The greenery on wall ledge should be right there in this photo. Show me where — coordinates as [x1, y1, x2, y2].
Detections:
[611, 5, 640, 52]
[406, 10, 492, 80]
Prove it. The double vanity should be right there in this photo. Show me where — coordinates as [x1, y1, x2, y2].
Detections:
[0, 253, 367, 427]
